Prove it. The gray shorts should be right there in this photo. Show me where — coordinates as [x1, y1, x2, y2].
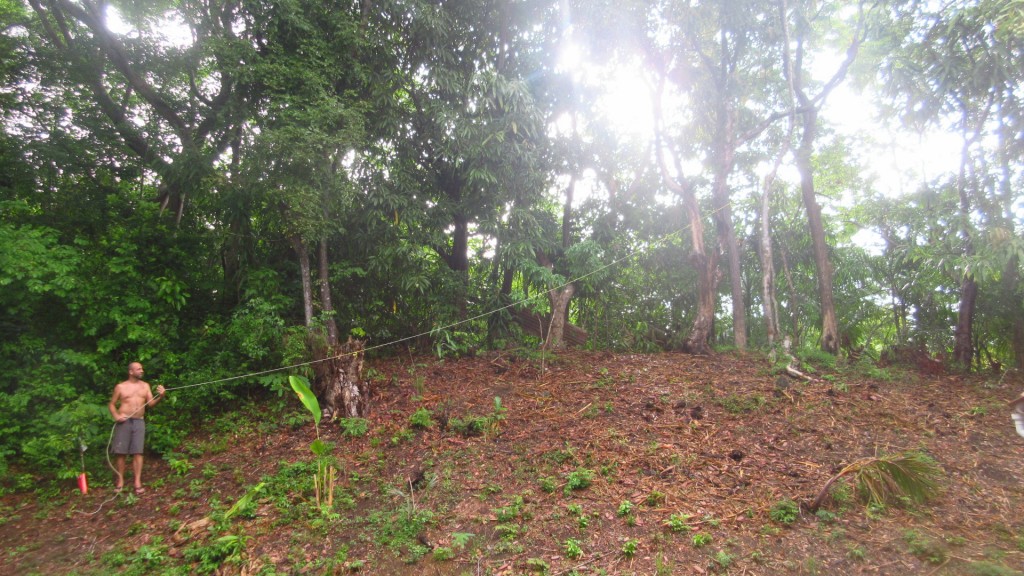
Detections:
[111, 418, 146, 455]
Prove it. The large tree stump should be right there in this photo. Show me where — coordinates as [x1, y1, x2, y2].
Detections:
[313, 338, 368, 419]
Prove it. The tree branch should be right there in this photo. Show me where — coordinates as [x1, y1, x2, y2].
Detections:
[55, 0, 194, 141]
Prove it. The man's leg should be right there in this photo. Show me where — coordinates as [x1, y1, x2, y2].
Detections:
[114, 455, 126, 490]
[132, 454, 144, 490]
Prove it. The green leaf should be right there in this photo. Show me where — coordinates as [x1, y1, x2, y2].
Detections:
[224, 482, 264, 521]
[288, 375, 321, 427]
[310, 438, 329, 457]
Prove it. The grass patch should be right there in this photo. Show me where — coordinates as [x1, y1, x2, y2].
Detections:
[717, 393, 767, 414]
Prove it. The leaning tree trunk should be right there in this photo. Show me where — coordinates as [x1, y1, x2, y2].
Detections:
[544, 283, 576, 350]
[668, 176, 717, 355]
[796, 105, 839, 354]
[660, 167, 717, 355]
[786, 1, 867, 356]
[543, 168, 579, 351]
[996, 117, 1023, 371]
[654, 79, 717, 355]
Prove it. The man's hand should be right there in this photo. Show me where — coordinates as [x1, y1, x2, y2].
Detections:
[156, 385, 166, 397]
[115, 415, 127, 423]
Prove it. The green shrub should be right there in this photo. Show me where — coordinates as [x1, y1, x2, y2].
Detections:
[770, 499, 800, 524]
[539, 477, 557, 493]
[564, 538, 583, 559]
[713, 550, 734, 569]
[432, 547, 455, 561]
[450, 415, 488, 437]
[564, 468, 594, 495]
[666, 513, 693, 533]
[617, 500, 634, 517]
[646, 491, 666, 506]
[717, 393, 767, 414]
[526, 557, 550, 572]
[409, 408, 434, 429]
[903, 530, 947, 565]
[183, 534, 248, 574]
[797, 346, 837, 371]
[337, 418, 368, 437]
[692, 533, 712, 547]
[621, 539, 639, 558]
[166, 453, 193, 476]
[494, 496, 525, 522]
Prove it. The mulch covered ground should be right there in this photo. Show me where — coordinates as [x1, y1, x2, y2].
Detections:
[2, 350, 1023, 575]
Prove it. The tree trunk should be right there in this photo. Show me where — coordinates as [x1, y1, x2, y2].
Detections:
[997, 117, 1022, 371]
[665, 171, 717, 355]
[711, 102, 746, 350]
[952, 127, 977, 369]
[563, 169, 575, 250]
[779, 240, 800, 345]
[1014, 317, 1024, 372]
[514, 308, 588, 347]
[759, 178, 781, 351]
[295, 233, 355, 417]
[318, 239, 339, 346]
[952, 277, 977, 367]
[314, 338, 368, 419]
[654, 78, 717, 355]
[796, 105, 839, 354]
[221, 218, 246, 308]
[544, 283, 576, 350]
[713, 194, 745, 350]
[1005, 256, 1024, 371]
[686, 249, 719, 355]
[663, 172, 717, 355]
[290, 235, 314, 329]
[673, 172, 718, 355]
[451, 213, 470, 320]
[785, 2, 866, 356]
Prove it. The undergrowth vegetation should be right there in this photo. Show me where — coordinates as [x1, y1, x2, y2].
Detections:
[1, 352, 1021, 576]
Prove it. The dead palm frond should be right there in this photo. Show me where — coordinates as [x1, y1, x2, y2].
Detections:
[810, 451, 943, 512]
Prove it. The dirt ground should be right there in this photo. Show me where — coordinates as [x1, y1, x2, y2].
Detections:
[2, 350, 1024, 575]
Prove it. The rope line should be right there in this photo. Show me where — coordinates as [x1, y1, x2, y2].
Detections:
[160, 222, 693, 394]
[82, 197, 723, 511]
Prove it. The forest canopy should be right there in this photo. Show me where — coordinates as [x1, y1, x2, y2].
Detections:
[0, 0, 1022, 477]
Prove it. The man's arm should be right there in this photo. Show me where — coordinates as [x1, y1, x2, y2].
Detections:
[109, 385, 125, 422]
[149, 384, 166, 406]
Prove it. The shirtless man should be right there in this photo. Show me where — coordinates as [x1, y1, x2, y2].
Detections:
[109, 362, 166, 493]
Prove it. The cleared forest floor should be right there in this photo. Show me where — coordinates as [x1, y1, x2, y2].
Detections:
[2, 350, 1024, 575]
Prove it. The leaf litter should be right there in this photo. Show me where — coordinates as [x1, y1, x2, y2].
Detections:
[1, 350, 1023, 575]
